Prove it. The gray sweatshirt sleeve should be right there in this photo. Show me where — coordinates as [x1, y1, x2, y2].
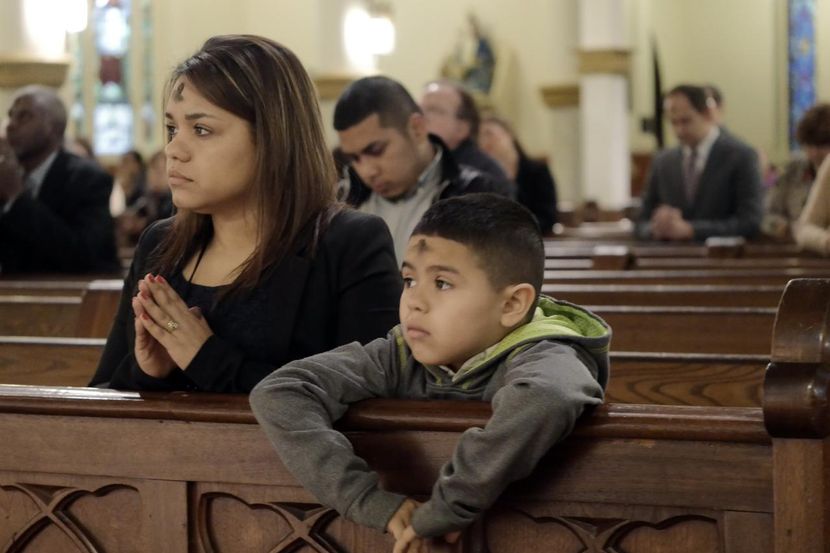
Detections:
[410, 340, 605, 537]
[249, 336, 407, 531]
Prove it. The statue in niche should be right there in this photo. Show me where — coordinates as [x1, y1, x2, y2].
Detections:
[442, 14, 496, 95]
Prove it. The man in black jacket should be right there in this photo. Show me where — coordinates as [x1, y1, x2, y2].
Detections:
[335, 76, 512, 262]
[0, 85, 118, 274]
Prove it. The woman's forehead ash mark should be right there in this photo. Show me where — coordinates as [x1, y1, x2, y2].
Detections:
[173, 81, 185, 102]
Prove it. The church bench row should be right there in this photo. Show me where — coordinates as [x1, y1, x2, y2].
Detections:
[544, 254, 830, 271]
[544, 266, 830, 285]
[0, 279, 783, 351]
[0, 295, 81, 336]
[0, 338, 766, 408]
[0, 278, 825, 552]
[543, 238, 803, 259]
[0, 280, 121, 338]
[0, 390, 774, 552]
[10, 279, 785, 313]
[592, 305, 775, 355]
[544, 283, 783, 307]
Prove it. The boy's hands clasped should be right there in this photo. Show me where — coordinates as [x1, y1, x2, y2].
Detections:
[131, 273, 213, 378]
[387, 499, 461, 553]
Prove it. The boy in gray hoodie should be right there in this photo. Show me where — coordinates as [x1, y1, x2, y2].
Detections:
[250, 193, 610, 552]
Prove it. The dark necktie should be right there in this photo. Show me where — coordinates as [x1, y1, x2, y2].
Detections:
[684, 148, 699, 203]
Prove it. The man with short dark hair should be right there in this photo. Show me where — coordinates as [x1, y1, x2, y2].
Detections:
[334, 76, 512, 262]
[0, 85, 118, 273]
[635, 84, 762, 241]
[420, 79, 510, 182]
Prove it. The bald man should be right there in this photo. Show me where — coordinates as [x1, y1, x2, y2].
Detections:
[0, 85, 118, 273]
[420, 79, 511, 184]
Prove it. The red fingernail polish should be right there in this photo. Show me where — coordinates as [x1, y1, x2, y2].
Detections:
[157, 275, 167, 284]
[140, 291, 149, 299]
[141, 313, 150, 320]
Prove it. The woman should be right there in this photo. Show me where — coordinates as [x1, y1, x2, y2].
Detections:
[764, 103, 830, 241]
[478, 115, 558, 233]
[795, 155, 830, 255]
[90, 35, 401, 392]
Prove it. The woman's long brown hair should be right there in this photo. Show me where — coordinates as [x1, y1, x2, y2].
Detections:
[152, 35, 338, 295]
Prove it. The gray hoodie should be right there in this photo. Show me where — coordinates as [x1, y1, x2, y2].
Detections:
[250, 296, 610, 537]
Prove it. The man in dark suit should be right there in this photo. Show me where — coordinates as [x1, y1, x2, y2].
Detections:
[635, 84, 762, 241]
[0, 85, 118, 273]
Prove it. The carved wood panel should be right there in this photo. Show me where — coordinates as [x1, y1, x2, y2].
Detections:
[484, 505, 723, 553]
[0, 482, 141, 552]
[192, 482, 392, 553]
[0, 471, 187, 553]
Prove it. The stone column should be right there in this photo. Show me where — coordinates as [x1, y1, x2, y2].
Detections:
[0, 0, 70, 111]
[578, 0, 631, 211]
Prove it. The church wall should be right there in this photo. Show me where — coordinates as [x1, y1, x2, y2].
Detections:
[630, 0, 784, 164]
[375, 0, 581, 205]
[29, 0, 830, 201]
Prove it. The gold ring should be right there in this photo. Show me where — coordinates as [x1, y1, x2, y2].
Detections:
[165, 320, 179, 332]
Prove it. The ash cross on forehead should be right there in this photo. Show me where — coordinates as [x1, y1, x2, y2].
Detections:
[173, 81, 185, 102]
[415, 237, 430, 253]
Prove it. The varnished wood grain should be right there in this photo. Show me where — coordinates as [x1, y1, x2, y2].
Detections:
[0, 296, 80, 336]
[595, 306, 776, 354]
[545, 283, 784, 307]
[0, 337, 102, 386]
[607, 352, 766, 406]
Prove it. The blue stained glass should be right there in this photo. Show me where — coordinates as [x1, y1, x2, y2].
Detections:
[788, 0, 816, 151]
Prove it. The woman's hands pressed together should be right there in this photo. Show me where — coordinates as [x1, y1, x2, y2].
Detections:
[131, 273, 214, 378]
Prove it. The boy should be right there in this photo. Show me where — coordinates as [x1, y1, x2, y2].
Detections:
[250, 194, 610, 552]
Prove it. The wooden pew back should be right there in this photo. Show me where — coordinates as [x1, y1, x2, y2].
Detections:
[594, 305, 776, 354]
[0, 279, 828, 551]
[0, 279, 122, 338]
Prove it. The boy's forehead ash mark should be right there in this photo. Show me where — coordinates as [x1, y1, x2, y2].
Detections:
[415, 237, 430, 253]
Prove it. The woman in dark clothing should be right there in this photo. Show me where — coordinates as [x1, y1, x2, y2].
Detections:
[479, 116, 558, 233]
[90, 35, 401, 392]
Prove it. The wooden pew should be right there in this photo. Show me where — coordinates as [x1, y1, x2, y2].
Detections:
[544, 267, 830, 286]
[0, 280, 122, 338]
[0, 280, 830, 553]
[544, 255, 830, 271]
[0, 337, 103, 386]
[607, 351, 765, 406]
[74, 279, 122, 338]
[544, 283, 783, 307]
[0, 337, 767, 407]
[592, 305, 776, 354]
[544, 238, 804, 260]
[0, 279, 91, 296]
[0, 279, 827, 551]
[0, 392, 773, 552]
[0, 295, 81, 336]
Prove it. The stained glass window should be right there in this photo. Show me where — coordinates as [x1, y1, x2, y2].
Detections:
[68, 0, 156, 158]
[788, 0, 816, 151]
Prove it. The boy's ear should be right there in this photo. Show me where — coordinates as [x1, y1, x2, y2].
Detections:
[500, 283, 536, 328]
